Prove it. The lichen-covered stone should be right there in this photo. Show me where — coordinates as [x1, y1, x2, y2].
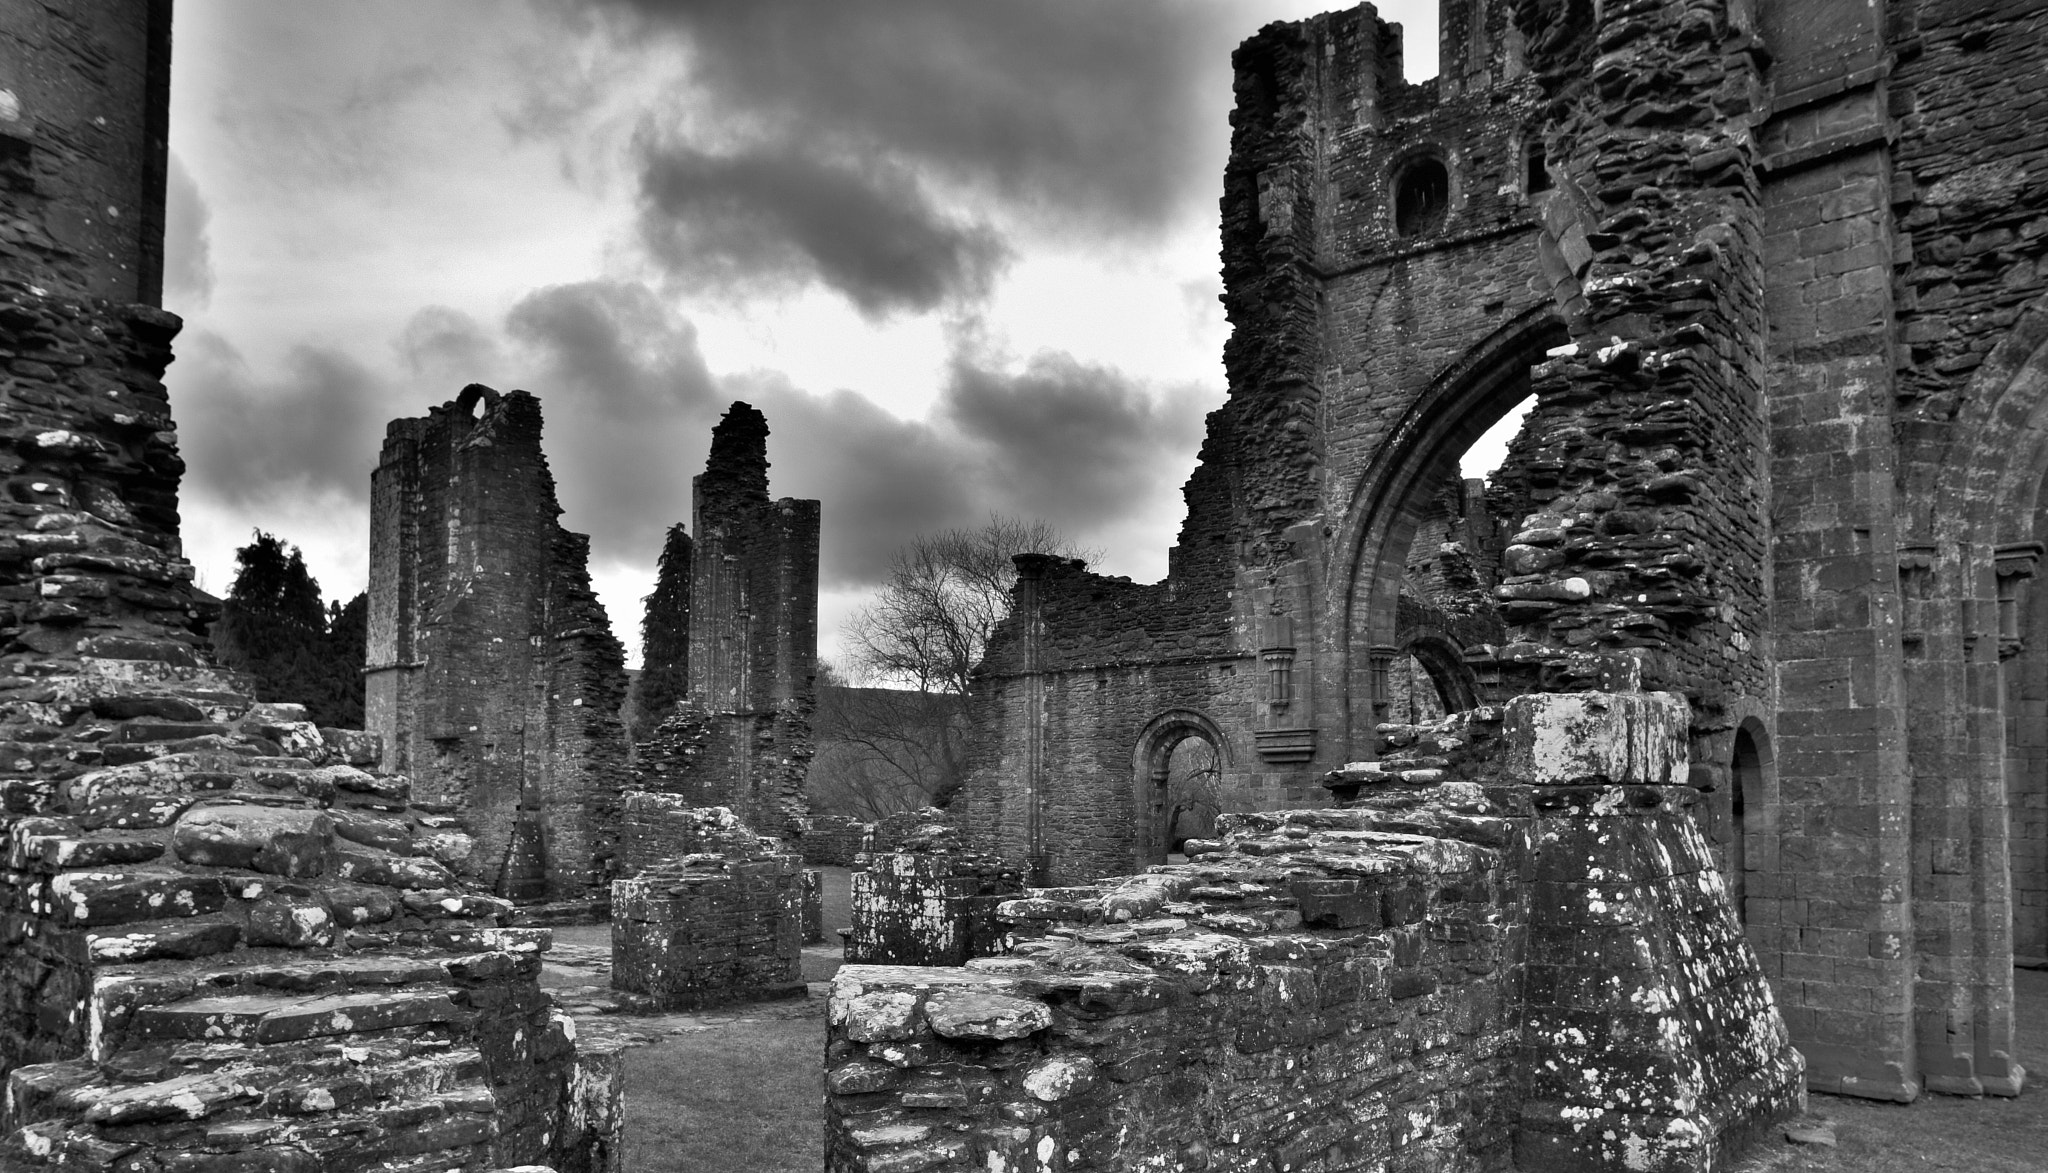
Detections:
[170, 804, 336, 877]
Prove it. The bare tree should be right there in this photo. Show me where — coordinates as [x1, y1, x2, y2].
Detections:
[843, 515, 1092, 695]
[831, 515, 1094, 807]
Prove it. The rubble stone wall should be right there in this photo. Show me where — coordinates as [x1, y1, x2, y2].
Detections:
[826, 828, 1522, 1173]
[834, 690, 1803, 1173]
[800, 814, 870, 866]
[610, 856, 806, 1012]
[366, 387, 628, 904]
[844, 852, 1021, 968]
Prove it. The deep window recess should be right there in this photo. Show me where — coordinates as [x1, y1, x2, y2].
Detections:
[1395, 157, 1450, 236]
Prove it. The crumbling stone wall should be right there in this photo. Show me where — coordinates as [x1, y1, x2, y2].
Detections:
[613, 794, 771, 880]
[631, 403, 819, 842]
[800, 814, 870, 866]
[832, 692, 1801, 1173]
[366, 386, 629, 904]
[609, 807, 807, 1012]
[957, 0, 2048, 1104]
[844, 819, 1020, 967]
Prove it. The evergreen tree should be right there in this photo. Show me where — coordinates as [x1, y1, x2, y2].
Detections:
[632, 523, 692, 741]
[213, 532, 366, 728]
[318, 592, 368, 728]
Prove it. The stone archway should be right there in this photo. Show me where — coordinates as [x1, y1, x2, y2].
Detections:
[1906, 289, 2048, 1095]
[1333, 308, 1567, 758]
[1400, 629, 1483, 715]
[1131, 709, 1231, 870]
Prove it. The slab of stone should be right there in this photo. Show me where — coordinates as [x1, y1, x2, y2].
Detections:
[50, 871, 230, 926]
[171, 804, 335, 877]
[923, 990, 1051, 1040]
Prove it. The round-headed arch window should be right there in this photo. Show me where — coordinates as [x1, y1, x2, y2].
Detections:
[1394, 155, 1450, 237]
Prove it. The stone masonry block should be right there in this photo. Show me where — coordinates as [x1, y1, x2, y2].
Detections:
[1502, 691, 1689, 786]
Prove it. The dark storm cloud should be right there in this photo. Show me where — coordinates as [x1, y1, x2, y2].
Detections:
[163, 153, 214, 308]
[503, 280, 727, 562]
[727, 376, 978, 584]
[497, 279, 1208, 587]
[637, 140, 1005, 317]
[939, 348, 1210, 542]
[175, 332, 393, 507]
[574, 0, 1226, 312]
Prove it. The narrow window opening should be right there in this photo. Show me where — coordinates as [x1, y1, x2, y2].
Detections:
[1526, 143, 1552, 193]
[1394, 158, 1450, 237]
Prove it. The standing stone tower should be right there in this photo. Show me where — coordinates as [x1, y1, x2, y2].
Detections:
[365, 385, 629, 903]
[629, 402, 820, 849]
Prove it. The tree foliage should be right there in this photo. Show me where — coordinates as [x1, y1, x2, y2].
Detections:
[211, 531, 366, 729]
[828, 516, 1092, 809]
[633, 523, 693, 741]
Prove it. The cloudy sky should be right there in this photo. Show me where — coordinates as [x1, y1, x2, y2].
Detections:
[163, 0, 1444, 668]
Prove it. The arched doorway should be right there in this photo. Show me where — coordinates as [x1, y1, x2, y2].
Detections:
[1132, 710, 1230, 869]
[1727, 721, 1769, 927]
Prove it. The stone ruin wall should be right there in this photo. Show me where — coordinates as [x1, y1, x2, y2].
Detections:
[829, 691, 1803, 1173]
[799, 813, 870, 867]
[632, 403, 820, 843]
[843, 818, 1021, 968]
[0, 5, 610, 1169]
[607, 797, 808, 1011]
[366, 387, 629, 906]
[949, 0, 2048, 1109]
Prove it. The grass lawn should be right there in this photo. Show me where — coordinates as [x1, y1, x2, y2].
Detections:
[623, 1011, 822, 1173]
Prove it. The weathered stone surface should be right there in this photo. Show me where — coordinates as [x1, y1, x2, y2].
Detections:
[366, 386, 627, 903]
[1500, 691, 1688, 787]
[923, 991, 1050, 1040]
[170, 805, 336, 877]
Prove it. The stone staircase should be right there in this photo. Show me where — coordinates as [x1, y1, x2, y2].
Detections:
[0, 656, 613, 1172]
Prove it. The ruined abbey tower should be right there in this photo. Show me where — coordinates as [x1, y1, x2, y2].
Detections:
[366, 387, 629, 903]
[631, 403, 821, 844]
[956, 0, 2048, 1116]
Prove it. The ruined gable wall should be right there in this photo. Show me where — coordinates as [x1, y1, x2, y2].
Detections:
[955, 553, 1250, 885]
[663, 402, 819, 841]
[366, 388, 628, 903]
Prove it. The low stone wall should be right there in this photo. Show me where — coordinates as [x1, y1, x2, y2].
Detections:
[614, 794, 773, 880]
[801, 814, 870, 866]
[844, 851, 1022, 967]
[611, 855, 806, 1011]
[825, 690, 1805, 1173]
[827, 820, 1519, 1173]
